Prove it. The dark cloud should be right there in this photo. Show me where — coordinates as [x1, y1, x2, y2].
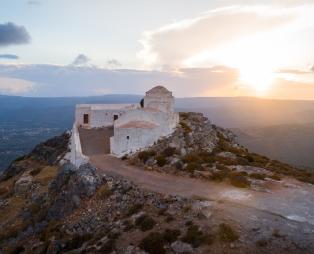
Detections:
[71, 54, 90, 66]
[0, 22, 31, 47]
[0, 54, 19, 60]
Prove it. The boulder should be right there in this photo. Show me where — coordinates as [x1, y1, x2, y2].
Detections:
[171, 241, 193, 253]
[48, 163, 104, 219]
[14, 173, 33, 196]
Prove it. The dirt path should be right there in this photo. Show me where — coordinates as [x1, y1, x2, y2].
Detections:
[90, 154, 314, 226]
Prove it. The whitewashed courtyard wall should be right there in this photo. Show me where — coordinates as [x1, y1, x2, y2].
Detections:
[75, 104, 138, 128]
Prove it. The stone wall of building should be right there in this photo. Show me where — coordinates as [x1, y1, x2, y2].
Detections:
[70, 123, 89, 167]
[110, 108, 179, 156]
[75, 104, 138, 128]
[110, 126, 161, 156]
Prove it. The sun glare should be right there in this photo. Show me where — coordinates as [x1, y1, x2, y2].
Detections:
[237, 63, 275, 94]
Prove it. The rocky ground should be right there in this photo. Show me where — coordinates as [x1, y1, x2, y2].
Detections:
[126, 112, 314, 189]
[0, 113, 314, 254]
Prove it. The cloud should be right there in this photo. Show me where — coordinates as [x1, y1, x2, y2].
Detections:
[0, 54, 19, 60]
[0, 77, 34, 95]
[277, 68, 312, 75]
[0, 22, 31, 47]
[107, 59, 122, 68]
[0, 64, 239, 97]
[27, 0, 40, 5]
[138, 6, 294, 69]
[71, 54, 90, 66]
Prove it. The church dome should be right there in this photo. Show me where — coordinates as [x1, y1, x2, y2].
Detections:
[145, 85, 172, 97]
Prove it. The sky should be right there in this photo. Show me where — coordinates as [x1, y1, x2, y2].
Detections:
[0, 0, 314, 99]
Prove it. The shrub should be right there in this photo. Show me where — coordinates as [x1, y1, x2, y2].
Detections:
[0, 186, 9, 197]
[125, 203, 143, 216]
[180, 122, 192, 133]
[186, 162, 201, 173]
[140, 232, 165, 254]
[30, 167, 42, 176]
[175, 161, 183, 170]
[229, 172, 250, 188]
[163, 229, 181, 243]
[155, 155, 166, 167]
[249, 173, 266, 180]
[183, 153, 201, 163]
[135, 214, 156, 231]
[99, 239, 115, 253]
[162, 147, 176, 157]
[211, 171, 227, 182]
[269, 174, 281, 181]
[182, 224, 211, 247]
[218, 223, 239, 242]
[256, 238, 268, 247]
[121, 154, 128, 160]
[98, 184, 112, 199]
[138, 150, 156, 163]
[122, 219, 134, 232]
[165, 215, 174, 222]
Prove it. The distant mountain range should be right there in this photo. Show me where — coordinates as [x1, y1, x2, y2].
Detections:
[1, 94, 314, 170]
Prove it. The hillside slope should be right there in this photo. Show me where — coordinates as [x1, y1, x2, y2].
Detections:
[0, 113, 314, 253]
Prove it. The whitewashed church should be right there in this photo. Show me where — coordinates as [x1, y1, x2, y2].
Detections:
[71, 86, 179, 166]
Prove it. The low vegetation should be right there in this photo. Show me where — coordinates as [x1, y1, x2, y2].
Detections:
[140, 232, 165, 254]
[218, 223, 239, 242]
[135, 214, 156, 231]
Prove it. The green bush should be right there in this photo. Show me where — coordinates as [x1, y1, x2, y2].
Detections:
[218, 223, 239, 242]
[140, 232, 165, 254]
[135, 214, 156, 231]
[155, 155, 166, 167]
[163, 229, 181, 243]
[229, 172, 250, 188]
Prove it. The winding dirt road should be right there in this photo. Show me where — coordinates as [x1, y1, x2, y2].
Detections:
[90, 154, 314, 226]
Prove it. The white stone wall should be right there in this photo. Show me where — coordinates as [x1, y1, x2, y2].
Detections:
[110, 108, 179, 156]
[110, 127, 161, 156]
[75, 104, 138, 128]
[70, 123, 89, 167]
[144, 96, 175, 113]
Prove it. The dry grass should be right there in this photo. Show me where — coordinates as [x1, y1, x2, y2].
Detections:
[0, 196, 26, 224]
[33, 166, 59, 186]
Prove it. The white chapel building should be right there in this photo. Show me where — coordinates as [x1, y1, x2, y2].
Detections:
[71, 86, 179, 166]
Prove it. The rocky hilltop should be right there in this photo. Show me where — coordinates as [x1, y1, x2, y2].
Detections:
[0, 112, 314, 254]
